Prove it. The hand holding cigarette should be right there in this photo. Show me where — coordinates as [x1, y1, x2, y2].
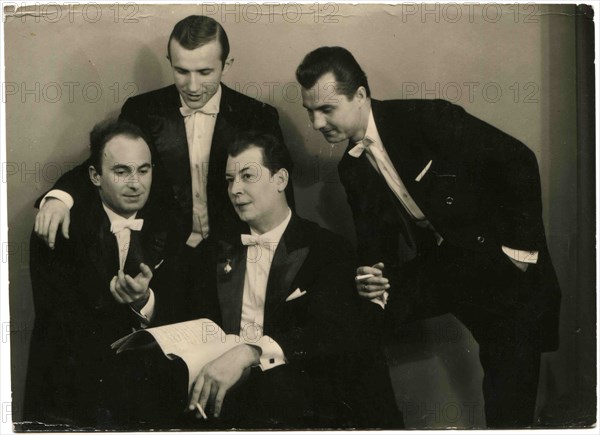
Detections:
[355, 262, 389, 301]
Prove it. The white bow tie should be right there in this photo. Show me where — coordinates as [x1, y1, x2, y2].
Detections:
[110, 219, 144, 234]
[179, 106, 218, 117]
[241, 234, 273, 249]
[348, 136, 375, 158]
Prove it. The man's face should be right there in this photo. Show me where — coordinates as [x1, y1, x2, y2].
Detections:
[301, 72, 367, 144]
[169, 38, 232, 110]
[90, 135, 152, 218]
[225, 146, 286, 230]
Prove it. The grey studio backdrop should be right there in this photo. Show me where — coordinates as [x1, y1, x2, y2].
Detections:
[4, 3, 595, 428]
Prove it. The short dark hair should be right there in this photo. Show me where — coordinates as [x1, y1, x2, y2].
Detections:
[296, 46, 370, 99]
[167, 15, 230, 65]
[89, 118, 150, 174]
[228, 131, 293, 176]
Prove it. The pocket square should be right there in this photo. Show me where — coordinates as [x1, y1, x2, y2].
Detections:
[285, 288, 307, 302]
[415, 160, 433, 182]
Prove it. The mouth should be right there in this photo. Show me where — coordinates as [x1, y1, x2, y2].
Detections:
[123, 194, 143, 201]
[235, 201, 251, 208]
[185, 93, 203, 101]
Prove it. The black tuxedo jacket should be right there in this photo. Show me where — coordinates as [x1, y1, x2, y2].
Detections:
[47, 84, 287, 243]
[186, 214, 401, 427]
[24, 193, 176, 427]
[338, 99, 561, 351]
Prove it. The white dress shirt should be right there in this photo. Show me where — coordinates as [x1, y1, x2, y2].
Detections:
[102, 204, 155, 325]
[183, 85, 221, 247]
[240, 208, 292, 371]
[350, 109, 538, 308]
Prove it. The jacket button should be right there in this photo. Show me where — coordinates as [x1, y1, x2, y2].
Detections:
[445, 196, 454, 205]
[477, 236, 485, 243]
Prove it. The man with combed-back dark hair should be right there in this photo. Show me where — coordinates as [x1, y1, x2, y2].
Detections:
[296, 46, 561, 428]
[24, 118, 180, 429]
[34, 15, 292, 261]
[178, 131, 401, 429]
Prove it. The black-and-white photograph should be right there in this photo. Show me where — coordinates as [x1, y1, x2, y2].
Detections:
[1, 1, 596, 432]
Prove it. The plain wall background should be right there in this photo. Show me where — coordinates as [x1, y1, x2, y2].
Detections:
[4, 3, 592, 427]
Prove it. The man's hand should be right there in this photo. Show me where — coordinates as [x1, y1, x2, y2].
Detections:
[356, 262, 389, 300]
[110, 263, 153, 309]
[34, 198, 70, 249]
[188, 344, 260, 418]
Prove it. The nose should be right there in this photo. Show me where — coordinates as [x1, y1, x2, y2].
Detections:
[229, 176, 243, 197]
[125, 172, 140, 190]
[312, 111, 327, 130]
[188, 73, 201, 93]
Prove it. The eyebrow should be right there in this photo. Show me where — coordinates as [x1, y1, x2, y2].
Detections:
[111, 163, 152, 171]
[111, 164, 133, 171]
[303, 103, 334, 111]
[174, 66, 214, 74]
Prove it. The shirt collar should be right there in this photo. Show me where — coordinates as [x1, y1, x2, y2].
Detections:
[249, 208, 292, 247]
[362, 108, 382, 147]
[179, 84, 222, 115]
[102, 203, 138, 224]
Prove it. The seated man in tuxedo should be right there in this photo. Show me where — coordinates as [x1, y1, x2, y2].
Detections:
[182, 132, 401, 429]
[24, 119, 178, 428]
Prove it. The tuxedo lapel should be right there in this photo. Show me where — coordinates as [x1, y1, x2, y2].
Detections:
[264, 216, 310, 322]
[82, 198, 119, 308]
[135, 208, 167, 272]
[152, 86, 192, 214]
[371, 99, 433, 193]
[216, 239, 246, 334]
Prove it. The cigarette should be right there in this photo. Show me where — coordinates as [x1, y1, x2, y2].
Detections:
[356, 273, 375, 281]
[195, 402, 208, 420]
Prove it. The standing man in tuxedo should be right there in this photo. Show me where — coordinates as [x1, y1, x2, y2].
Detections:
[183, 132, 401, 429]
[34, 15, 291, 253]
[24, 119, 179, 428]
[296, 47, 561, 428]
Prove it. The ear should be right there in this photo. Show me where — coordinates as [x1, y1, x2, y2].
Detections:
[222, 57, 234, 76]
[273, 168, 289, 192]
[89, 166, 101, 187]
[354, 86, 368, 105]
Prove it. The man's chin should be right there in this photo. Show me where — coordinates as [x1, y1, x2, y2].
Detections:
[323, 135, 345, 144]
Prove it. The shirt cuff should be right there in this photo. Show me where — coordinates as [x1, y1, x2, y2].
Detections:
[130, 289, 155, 328]
[370, 290, 389, 309]
[255, 335, 286, 371]
[40, 190, 74, 210]
[501, 246, 539, 264]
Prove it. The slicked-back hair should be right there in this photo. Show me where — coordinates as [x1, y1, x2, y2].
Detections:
[296, 46, 371, 99]
[167, 15, 230, 65]
[228, 131, 294, 176]
[89, 118, 151, 174]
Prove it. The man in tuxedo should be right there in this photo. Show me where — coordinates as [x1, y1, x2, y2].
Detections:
[182, 132, 401, 429]
[296, 47, 561, 428]
[34, 15, 290, 252]
[24, 119, 178, 428]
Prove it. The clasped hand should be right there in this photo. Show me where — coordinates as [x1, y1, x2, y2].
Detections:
[356, 262, 390, 299]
